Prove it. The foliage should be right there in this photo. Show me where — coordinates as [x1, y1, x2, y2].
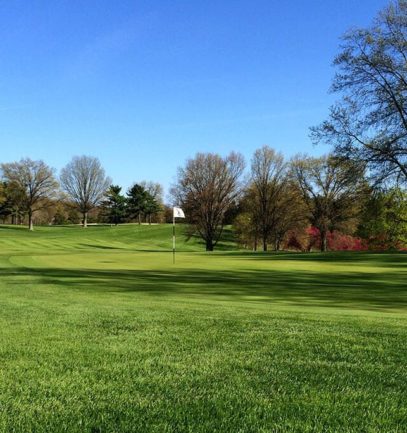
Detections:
[0, 181, 27, 224]
[233, 211, 257, 250]
[126, 184, 148, 224]
[52, 209, 67, 225]
[101, 185, 127, 225]
[143, 193, 161, 224]
[66, 208, 80, 224]
[305, 227, 368, 251]
[358, 187, 407, 249]
[0, 159, 58, 230]
[291, 155, 366, 251]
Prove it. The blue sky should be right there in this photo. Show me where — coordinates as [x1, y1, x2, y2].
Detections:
[0, 0, 388, 194]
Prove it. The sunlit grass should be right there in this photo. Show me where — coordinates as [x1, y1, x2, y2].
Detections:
[0, 224, 406, 432]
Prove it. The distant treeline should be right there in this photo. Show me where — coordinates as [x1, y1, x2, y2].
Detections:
[0, 155, 170, 229]
[0, 148, 406, 252]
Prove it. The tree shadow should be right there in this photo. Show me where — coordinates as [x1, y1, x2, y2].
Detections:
[3, 264, 406, 312]
[80, 244, 125, 250]
[181, 227, 239, 251]
[0, 225, 28, 231]
[214, 251, 407, 268]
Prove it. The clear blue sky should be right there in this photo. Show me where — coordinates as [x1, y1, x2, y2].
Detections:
[0, 0, 388, 194]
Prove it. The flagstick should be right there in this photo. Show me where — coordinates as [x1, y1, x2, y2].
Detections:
[173, 212, 176, 264]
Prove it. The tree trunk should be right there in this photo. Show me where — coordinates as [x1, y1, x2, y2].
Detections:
[138, 213, 141, 225]
[28, 209, 33, 231]
[83, 212, 88, 228]
[320, 231, 327, 252]
[262, 238, 267, 252]
[205, 238, 214, 251]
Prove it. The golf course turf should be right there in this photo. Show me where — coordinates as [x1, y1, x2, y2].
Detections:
[0, 224, 406, 432]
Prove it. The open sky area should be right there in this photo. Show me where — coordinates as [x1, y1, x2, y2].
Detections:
[0, 0, 388, 193]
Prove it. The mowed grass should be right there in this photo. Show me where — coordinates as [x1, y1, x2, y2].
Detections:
[0, 224, 406, 433]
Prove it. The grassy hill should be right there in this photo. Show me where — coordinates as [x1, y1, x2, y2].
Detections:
[0, 224, 406, 432]
[0, 223, 236, 252]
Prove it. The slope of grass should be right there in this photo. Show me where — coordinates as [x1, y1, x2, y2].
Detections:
[0, 224, 406, 432]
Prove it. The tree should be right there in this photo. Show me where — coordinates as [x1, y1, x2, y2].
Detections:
[291, 155, 365, 251]
[271, 181, 308, 251]
[140, 181, 163, 223]
[234, 186, 261, 250]
[101, 185, 127, 225]
[143, 193, 161, 224]
[250, 146, 286, 251]
[0, 159, 58, 230]
[0, 181, 27, 224]
[357, 187, 407, 248]
[60, 156, 111, 227]
[127, 184, 148, 224]
[311, 0, 407, 185]
[140, 181, 163, 203]
[172, 152, 245, 251]
[236, 178, 307, 251]
[67, 208, 80, 225]
[0, 182, 9, 222]
[53, 208, 67, 225]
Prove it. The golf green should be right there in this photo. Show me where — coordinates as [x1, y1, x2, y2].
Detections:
[0, 224, 406, 432]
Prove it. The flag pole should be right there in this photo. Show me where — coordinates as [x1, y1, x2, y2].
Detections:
[172, 211, 175, 264]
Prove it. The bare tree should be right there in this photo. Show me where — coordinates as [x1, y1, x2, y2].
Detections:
[140, 181, 164, 203]
[250, 146, 286, 251]
[172, 152, 245, 251]
[311, 0, 407, 185]
[60, 156, 111, 227]
[291, 155, 365, 251]
[0, 159, 58, 230]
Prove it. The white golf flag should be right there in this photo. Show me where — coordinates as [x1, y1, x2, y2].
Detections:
[173, 207, 185, 218]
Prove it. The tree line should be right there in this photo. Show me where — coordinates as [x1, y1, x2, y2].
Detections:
[0, 146, 405, 252]
[172, 148, 406, 251]
[0, 0, 406, 251]
[0, 156, 165, 230]
[172, 0, 406, 252]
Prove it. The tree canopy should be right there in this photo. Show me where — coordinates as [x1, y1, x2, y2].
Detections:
[0, 159, 57, 230]
[311, 0, 407, 185]
[60, 156, 111, 227]
[172, 152, 245, 251]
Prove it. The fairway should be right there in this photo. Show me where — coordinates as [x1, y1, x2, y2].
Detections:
[0, 225, 406, 433]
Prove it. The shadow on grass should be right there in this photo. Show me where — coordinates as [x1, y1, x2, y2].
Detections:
[80, 244, 125, 250]
[183, 227, 239, 251]
[216, 251, 407, 267]
[3, 264, 407, 311]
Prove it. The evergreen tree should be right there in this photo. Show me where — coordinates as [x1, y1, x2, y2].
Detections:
[101, 185, 127, 225]
[143, 192, 161, 224]
[127, 184, 148, 224]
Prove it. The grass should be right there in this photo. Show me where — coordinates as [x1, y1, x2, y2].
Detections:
[0, 224, 406, 432]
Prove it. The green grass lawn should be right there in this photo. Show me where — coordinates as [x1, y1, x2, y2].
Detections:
[0, 224, 406, 433]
